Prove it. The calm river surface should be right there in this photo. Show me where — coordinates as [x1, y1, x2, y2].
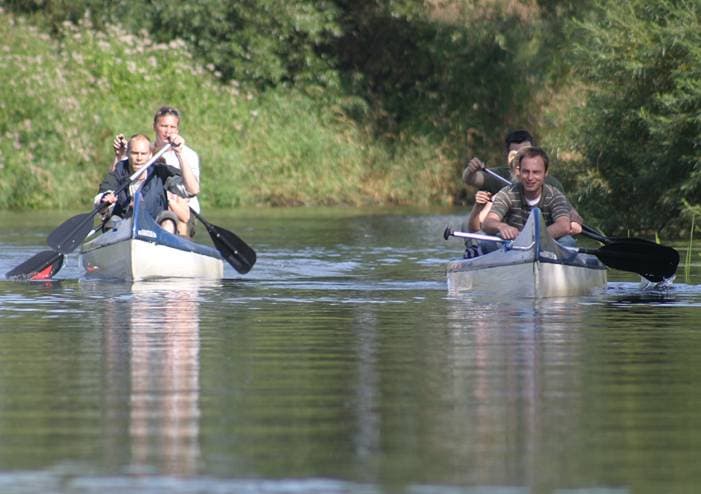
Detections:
[1, 207, 700, 494]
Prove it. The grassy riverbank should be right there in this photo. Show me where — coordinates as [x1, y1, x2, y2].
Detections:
[0, 12, 459, 211]
[2, 2, 700, 238]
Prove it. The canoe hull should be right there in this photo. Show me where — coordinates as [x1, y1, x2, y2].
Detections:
[447, 209, 607, 298]
[80, 194, 224, 281]
[81, 237, 224, 281]
[447, 258, 607, 298]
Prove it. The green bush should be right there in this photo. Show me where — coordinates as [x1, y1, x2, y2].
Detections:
[16, 1, 692, 226]
[0, 10, 462, 210]
[555, 0, 701, 235]
[0, 12, 229, 209]
[2, 0, 343, 89]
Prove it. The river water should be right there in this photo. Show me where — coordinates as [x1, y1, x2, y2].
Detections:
[1, 208, 700, 494]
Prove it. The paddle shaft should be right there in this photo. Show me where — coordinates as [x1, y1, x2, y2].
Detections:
[47, 143, 172, 254]
[444, 226, 561, 255]
[448, 226, 607, 254]
[445, 228, 505, 243]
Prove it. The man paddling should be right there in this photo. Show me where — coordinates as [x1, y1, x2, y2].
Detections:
[482, 146, 579, 241]
[111, 106, 200, 236]
[150, 106, 201, 212]
[97, 134, 190, 235]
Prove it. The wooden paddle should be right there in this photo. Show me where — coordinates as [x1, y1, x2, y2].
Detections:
[444, 227, 679, 283]
[46, 144, 172, 254]
[477, 166, 680, 280]
[189, 208, 257, 274]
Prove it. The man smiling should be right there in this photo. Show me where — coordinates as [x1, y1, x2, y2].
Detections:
[482, 146, 576, 241]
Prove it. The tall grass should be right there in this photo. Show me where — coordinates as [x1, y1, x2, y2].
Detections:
[685, 214, 695, 283]
[0, 11, 456, 211]
[680, 199, 701, 282]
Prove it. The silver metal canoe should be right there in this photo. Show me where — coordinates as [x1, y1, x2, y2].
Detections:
[446, 209, 607, 298]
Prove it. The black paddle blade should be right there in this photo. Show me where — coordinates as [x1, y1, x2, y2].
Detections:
[5, 250, 64, 281]
[189, 208, 257, 274]
[47, 210, 99, 254]
[208, 225, 257, 274]
[591, 239, 679, 282]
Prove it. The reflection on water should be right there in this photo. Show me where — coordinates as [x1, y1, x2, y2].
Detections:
[1, 209, 701, 494]
[438, 297, 591, 488]
[99, 280, 205, 475]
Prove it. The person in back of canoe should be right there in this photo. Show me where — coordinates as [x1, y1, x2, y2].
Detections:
[482, 146, 579, 243]
[464, 146, 520, 230]
[97, 134, 191, 236]
[111, 106, 200, 236]
[463, 129, 565, 194]
[150, 106, 201, 212]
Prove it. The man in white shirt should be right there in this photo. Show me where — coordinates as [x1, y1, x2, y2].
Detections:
[151, 106, 201, 213]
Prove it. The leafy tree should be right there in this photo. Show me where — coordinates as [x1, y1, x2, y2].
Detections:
[562, 0, 701, 235]
[2, 0, 343, 88]
[142, 0, 343, 88]
[2, 1, 588, 210]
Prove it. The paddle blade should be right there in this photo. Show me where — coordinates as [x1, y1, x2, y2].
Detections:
[190, 208, 257, 274]
[593, 239, 679, 282]
[209, 225, 257, 274]
[5, 250, 64, 280]
[47, 211, 99, 253]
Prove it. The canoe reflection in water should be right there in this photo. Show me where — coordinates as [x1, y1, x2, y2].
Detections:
[100, 279, 211, 474]
[443, 297, 592, 489]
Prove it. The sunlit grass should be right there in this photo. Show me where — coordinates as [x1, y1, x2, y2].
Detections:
[0, 10, 456, 211]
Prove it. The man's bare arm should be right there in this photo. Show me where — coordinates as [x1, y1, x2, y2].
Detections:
[547, 215, 572, 239]
[462, 157, 487, 188]
[483, 212, 519, 240]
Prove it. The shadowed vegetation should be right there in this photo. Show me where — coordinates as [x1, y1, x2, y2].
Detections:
[1, 0, 700, 238]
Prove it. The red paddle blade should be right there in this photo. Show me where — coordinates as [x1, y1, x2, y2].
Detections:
[5, 250, 65, 281]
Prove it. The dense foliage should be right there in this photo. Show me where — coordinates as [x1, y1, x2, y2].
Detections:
[4, 1, 546, 146]
[1, 0, 700, 237]
[0, 11, 457, 209]
[1, 1, 547, 210]
[554, 0, 701, 235]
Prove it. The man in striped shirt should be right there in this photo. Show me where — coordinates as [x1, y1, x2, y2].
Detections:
[482, 147, 578, 241]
